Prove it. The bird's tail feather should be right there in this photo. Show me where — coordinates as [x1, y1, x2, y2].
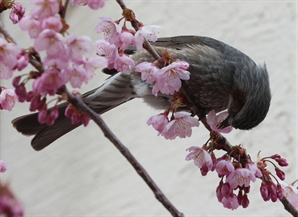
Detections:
[12, 73, 135, 151]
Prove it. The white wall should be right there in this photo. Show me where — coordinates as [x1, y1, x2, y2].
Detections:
[0, 1, 296, 216]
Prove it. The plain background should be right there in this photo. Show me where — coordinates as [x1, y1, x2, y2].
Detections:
[0, 1, 297, 216]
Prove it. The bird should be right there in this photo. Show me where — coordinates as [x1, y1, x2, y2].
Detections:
[12, 35, 271, 151]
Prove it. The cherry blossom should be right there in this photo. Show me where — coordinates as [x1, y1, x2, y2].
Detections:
[206, 110, 233, 133]
[185, 146, 213, 176]
[63, 64, 88, 88]
[41, 16, 63, 32]
[65, 35, 93, 62]
[0, 38, 22, 74]
[34, 29, 66, 57]
[0, 88, 18, 111]
[226, 168, 257, 190]
[71, 0, 106, 9]
[152, 61, 190, 96]
[147, 113, 169, 135]
[0, 160, 7, 173]
[215, 159, 234, 177]
[9, 2, 25, 24]
[135, 62, 158, 84]
[30, 0, 60, 20]
[95, 17, 121, 44]
[65, 104, 90, 126]
[19, 16, 42, 39]
[134, 25, 162, 50]
[32, 68, 65, 96]
[162, 111, 199, 140]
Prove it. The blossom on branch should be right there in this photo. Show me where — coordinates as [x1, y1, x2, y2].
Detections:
[152, 61, 190, 96]
[9, 2, 25, 24]
[207, 110, 233, 133]
[0, 88, 18, 111]
[134, 25, 162, 50]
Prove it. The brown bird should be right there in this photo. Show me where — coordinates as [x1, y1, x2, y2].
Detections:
[12, 35, 271, 151]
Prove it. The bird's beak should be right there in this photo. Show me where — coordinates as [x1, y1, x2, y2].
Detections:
[217, 116, 230, 129]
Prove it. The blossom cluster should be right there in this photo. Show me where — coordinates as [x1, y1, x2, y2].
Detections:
[0, 160, 24, 217]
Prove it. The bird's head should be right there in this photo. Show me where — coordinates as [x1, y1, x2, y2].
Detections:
[219, 62, 271, 130]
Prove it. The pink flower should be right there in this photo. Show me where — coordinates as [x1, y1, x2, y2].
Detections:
[221, 193, 240, 210]
[34, 29, 65, 57]
[206, 110, 233, 133]
[95, 17, 121, 44]
[147, 113, 169, 135]
[186, 146, 213, 175]
[0, 89, 18, 111]
[19, 16, 42, 39]
[65, 104, 90, 126]
[30, 0, 60, 19]
[134, 25, 162, 50]
[161, 111, 199, 140]
[65, 35, 93, 61]
[0, 38, 22, 72]
[226, 168, 256, 190]
[116, 30, 135, 51]
[15, 51, 29, 71]
[94, 40, 118, 69]
[0, 160, 7, 173]
[33, 68, 65, 96]
[246, 163, 262, 178]
[71, 0, 105, 9]
[216, 159, 234, 177]
[83, 57, 107, 80]
[46, 106, 59, 125]
[63, 64, 88, 88]
[135, 62, 158, 84]
[280, 181, 298, 209]
[114, 54, 135, 72]
[86, 0, 105, 9]
[152, 61, 190, 96]
[38, 106, 48, 124]
[41, 16, 63, 32]
[9, 2, 25, 24]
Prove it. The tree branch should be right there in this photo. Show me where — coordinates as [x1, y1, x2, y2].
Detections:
[62, 86, 184, 217]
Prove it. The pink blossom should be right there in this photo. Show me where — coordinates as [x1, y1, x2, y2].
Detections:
[0, 63, 14, 79]
[65, 104, 90, 126]
[94, 40, 118, 69]
[0, 89, 18, 111]
[186, 146, 213, 175]
[0, 38, 22, 71]
[206, 110, 233, 133]
[0, 194, 24, 217]
[19, 16, 42, 39]
[221, 193, 240, 210]
[41, 16, 63, 32]
[83, 57, 107, 80]
[15, 51, 29, 71]
[43, 54, 69, 69]
[33, 68, 65, 96]
[280, 181, 298, 209]
[63, 64, 88, 88]
[0, 160, 7, 173]
[86, 0, 105, 9]
[246, 163, 262, 178]
[70, 0, 87, 6]
[65, 35, 93, 61]
[114, 54, 135, 72]
[116, 31, 135, 51]
[147, 113, 169, 135]
[14, 83, 27, 102]
[46, 106, 59, 125]
[30, 0, 60, 19]
[134, 25, 162, 50]
[260, 181, 270, 201]
[216, 159, 234, 177]
[162, 111, 199, 140]
[34, 29, 65, 57]
[95, 17, 121, 44]
[29, 94, 45, 111]
[9, 2, 26, 24]
[38, 106, 48, 124]
[226, 168, 256, 190]
[135, 62, 158, 84]
[152, 61, 190, 96]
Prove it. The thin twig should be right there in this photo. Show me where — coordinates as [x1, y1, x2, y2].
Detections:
[63, 86, 184, 217]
